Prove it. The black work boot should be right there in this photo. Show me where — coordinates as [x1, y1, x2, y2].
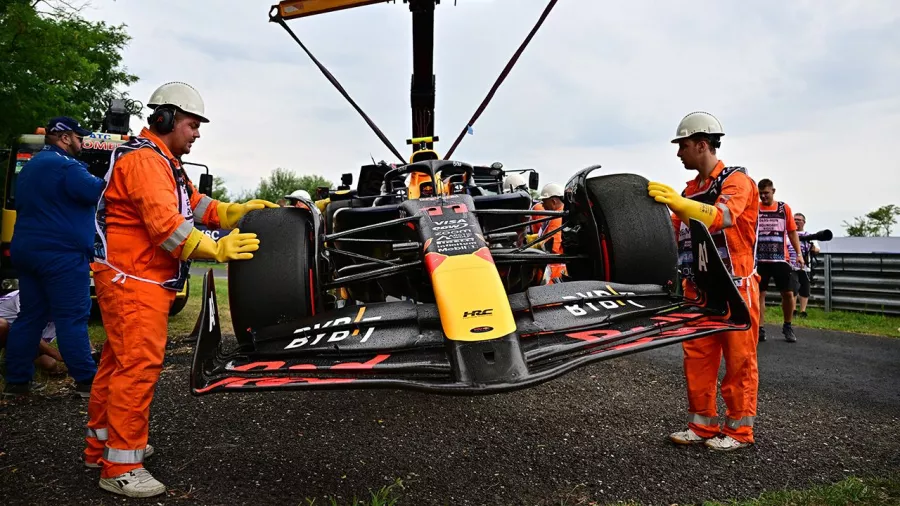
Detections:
[758, 326, 767, 342]
[2, 381, 46, 397]
[74, 376, 94, 399]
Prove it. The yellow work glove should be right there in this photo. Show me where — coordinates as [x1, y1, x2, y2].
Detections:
[524, 233, 546, 250]
[180, 228, 260, 262]
[217, 199, 279, 229]
[315, 198, 330, 213]
[647, 182, 717, 227]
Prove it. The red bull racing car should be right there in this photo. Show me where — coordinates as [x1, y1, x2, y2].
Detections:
[190, 158, 750, 395]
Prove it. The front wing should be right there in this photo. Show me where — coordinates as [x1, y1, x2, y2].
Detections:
[190, 220, 750, 395]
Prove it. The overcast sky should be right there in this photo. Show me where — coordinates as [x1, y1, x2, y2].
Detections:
[80, 0, 900, 236]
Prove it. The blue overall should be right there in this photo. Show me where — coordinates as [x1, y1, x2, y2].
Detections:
[3, 144, 105, 385]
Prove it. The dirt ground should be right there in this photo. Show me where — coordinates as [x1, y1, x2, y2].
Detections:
[1, 325, 898, 505]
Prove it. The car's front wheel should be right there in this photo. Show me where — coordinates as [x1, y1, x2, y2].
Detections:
[575, 173, 678, 287]
[228, 207, 316, 349]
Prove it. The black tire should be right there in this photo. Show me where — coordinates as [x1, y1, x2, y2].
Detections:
[228, 207, 314, 348]
[585, 173, 678, 286]
[169, 277, 190, 316]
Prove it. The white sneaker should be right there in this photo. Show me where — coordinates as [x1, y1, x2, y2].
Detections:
[85, 444, 154, 469]
[705, 435, 751, 452]
[669, 428, 708, 445]
[99, 467, 166, 498]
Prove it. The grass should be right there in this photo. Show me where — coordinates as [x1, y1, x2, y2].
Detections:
[764, 305, 900, 338]
[192, 260, 228, 271]
[302, 479, 404, 506]
[699, 474, 900, 506]
[550, 475, 900, 506]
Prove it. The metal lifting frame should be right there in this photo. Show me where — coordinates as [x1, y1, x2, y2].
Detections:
[271, 0, 558, 159]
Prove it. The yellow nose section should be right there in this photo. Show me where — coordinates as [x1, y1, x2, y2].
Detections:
[427, 248, 516, 341]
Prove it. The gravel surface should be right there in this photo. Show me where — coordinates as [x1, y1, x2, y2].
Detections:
[1, 325, 898, 505]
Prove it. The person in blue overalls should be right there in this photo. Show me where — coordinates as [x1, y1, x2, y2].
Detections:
[2, 116, 104, 397]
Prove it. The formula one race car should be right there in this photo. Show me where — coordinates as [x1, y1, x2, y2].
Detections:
[190, 159, 750, 395]
[189, 0, 751, 396]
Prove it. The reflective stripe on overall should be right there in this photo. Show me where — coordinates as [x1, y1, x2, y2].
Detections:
[92, 137, 195, 292]
[757, 201, 788, 263]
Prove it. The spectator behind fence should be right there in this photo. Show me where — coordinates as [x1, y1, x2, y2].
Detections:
[787, 213, 819, 318]
[756, 178, 805, 343]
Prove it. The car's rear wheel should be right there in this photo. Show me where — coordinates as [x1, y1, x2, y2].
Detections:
[583, 173, 678, 287]
[228, 207, 316, 349]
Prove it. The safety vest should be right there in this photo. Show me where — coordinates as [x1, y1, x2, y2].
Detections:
[677, 166, 747, 283]
[93, 137, 194, 291]
[757, 201, 789, 264]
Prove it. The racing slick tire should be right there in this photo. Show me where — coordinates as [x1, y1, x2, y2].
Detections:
[228, 207, 315, 349]
[585, 173, 678, 287]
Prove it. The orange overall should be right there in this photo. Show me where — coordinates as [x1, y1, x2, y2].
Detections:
[538, 215, 566, 284]
[84, 128, 221, 478]
[527, 201, 566, 284]
[673, 161, 761, 443]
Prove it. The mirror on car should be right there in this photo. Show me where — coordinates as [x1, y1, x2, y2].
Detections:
[199, 173, 213, 196]
[529, 171, 539, 191]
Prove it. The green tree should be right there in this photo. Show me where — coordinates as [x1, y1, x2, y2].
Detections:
[843, 204, 900, 237]
[210, 176, 230, 202]
[240, 168, 333, 203]
[0, 0, 139, 144]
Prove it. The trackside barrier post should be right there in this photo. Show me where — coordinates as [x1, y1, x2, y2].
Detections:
[824, 254, 832, 313]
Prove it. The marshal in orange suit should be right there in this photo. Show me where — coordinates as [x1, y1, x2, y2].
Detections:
[84, 82, 276, 498]
[647, 111, 761, 452]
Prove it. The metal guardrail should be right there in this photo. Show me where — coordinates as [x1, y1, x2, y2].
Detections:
[764, 254, 900, 316]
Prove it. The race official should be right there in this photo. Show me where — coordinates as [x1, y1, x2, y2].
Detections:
[534, 183, 566, 284]
[647, 111, 761, 451]
[2, 117, 102, 397]
[285, 189, 312, 210]
[756, 179, 804, 342]
[83, 82, 275, 497]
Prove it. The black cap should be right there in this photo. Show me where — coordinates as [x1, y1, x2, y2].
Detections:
[46, 116, 92, 136]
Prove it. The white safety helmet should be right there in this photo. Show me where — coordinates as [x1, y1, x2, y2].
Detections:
[671, 111, 724, 143]
[147, 82, 209, 123]
[539, 183, 564, 199]
[502, 173, 527, 192]
[286, 189, 311, 201]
